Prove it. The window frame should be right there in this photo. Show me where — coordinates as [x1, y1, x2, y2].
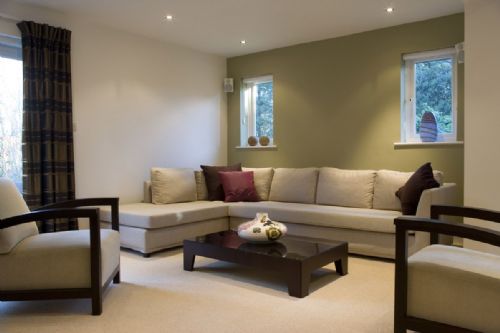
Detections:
[401, 48, 458, 143]
[240, 75, 274, 146]
[0, 33, 23, 190]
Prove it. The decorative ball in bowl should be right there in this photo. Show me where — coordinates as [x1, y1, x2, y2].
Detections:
[237, 212, 287, 243]
[259, 136, 270, 146]
[247, 136, 258, 146]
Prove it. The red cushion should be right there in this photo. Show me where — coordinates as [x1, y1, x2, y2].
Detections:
[201, 163, 242, 201]
[218, 171, 259, 202]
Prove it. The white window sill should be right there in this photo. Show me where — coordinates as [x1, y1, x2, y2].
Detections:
[394, 141, 464, 148]
[235, 145, 277, 150]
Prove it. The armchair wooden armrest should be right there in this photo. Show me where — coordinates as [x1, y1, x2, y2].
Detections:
[0, 208, 99, 230]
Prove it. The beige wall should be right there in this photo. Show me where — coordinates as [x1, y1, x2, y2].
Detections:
[464, 0, 500, 253]
[0, 1, 227, 203]
[227, 14, 464, 200]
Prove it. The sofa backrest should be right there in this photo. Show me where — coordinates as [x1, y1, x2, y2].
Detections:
[194, 171, 208, 200]
[373, 169, 444, 211]
[316, 168, 376, 208]
[142, 166, 446, 211]
[269, 168, 319, 204]
[144, 181, 152, 203]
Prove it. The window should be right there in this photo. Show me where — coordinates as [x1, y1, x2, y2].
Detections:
[401, 48, 457, 143]
[240, 75, 274, 146]
[0, 34, 23, 189]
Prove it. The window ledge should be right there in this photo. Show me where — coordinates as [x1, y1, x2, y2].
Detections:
[235, 145, 277, 150]
[394, 141, 464, 149]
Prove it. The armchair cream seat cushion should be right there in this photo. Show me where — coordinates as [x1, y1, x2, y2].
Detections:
[0, 179, 39, 254]
[0, 229, 120, 290]
[408, 244, 500, 333]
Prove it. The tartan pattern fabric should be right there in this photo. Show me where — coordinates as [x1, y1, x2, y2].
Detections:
[17, 21, 77, 232]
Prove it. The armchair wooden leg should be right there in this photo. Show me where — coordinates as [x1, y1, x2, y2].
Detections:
[91, 291, 103, 315]
[113, 270, 121, 284]
[394, 318, 406, 333]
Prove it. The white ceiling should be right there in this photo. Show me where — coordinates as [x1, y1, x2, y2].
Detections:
[16, 0, 464, 57]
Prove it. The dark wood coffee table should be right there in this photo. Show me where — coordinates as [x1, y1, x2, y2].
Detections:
[183, 230, 348, 298]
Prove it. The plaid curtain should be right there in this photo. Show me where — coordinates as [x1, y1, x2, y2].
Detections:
[17, 21, 77, 232]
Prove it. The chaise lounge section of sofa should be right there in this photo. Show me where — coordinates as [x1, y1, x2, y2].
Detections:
[100, 167, 457, 258]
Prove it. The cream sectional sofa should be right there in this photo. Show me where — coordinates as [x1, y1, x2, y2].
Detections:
[100, 167, 458, 258]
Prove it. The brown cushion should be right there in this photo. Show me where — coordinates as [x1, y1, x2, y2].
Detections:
[200, 163, 242, 201]
[396, 162, 440, 215]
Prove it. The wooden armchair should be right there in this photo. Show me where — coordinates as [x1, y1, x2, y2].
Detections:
[394, 205, 500, 333]
[0, 178, 120, 315]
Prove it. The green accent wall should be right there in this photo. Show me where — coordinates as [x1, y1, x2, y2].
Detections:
[227, 14, 464, 201]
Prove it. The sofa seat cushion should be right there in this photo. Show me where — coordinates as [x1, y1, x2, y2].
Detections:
[0, 229, 120, 290]
[100, 201, 229, 229]
[408, 245, 500, 333]
[228, 201, 400, 234]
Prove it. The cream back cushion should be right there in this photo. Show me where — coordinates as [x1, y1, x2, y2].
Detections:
[269, 168, 318, 204]
[316, 168, 376, 208]
[194, 171, 208, 201]
[373, 169, 443, 211]
[0, 178, 39, 254]
[242, 167, 274, 201]
[151, 168, 197, 204]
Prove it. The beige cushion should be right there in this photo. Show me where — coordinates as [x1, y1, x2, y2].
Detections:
[151, 168, 197, 204]
[0, 178, 39, 254]
[194, 171, 208, 201]
[269, 168, 318, 204]
[0, 229, 120, 290]
[408, 245, 500, 333]
[100, 201, 229, 229]
[373, 169, 443, 211]
[242, 167, 274, 201]
[316, 168, 376, 208]
[228, 201, 400, 234]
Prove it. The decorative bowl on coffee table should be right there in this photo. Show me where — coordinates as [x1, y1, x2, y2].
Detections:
[237, 212, 287, 243]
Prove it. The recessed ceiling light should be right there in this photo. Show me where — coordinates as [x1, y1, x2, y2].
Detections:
[165, 14, 174, 21]
[240, 40, 246, 45]
[386, 7, 394, 13]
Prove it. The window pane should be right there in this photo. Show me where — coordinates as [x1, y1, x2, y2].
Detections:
[415, 58, 452, 134]
[255, 81, 273, 138]
[0, 55, 23, 188]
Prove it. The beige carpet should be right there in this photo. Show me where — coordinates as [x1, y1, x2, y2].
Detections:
[0, 249, 395, 333]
